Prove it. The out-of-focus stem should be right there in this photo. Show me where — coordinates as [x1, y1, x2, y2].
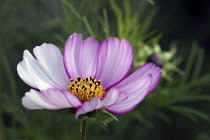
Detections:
[82, 119, 86, 140]
[0, 109, 4, 140]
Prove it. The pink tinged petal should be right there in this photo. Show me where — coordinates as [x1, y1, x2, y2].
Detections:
[101, 88, 120, 106]
[39, 89, 82, 108]
[114, 62, 162, 95]
[78, 37, 100, 78]
[64, 33, 100, 79]
[104, 74, 152, 115]
[75, 98, 100, 119]
[62, 90, 82, 107]
[95, 37, 133, 89]
[75, 88, 120, 119]
[148, 69, 162, 94]
[18, 44, 70, 90]
[23, 89, 59, 110]
[64, 33, 82, 79]
[114, 92, 128, 102]
[22, 89, 82, 110]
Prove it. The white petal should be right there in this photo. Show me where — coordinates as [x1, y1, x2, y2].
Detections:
[17, 43, 70, 90]
[24, 56, 53, 90]
[22, 96, 43, 109]
[33, 44, 70, 89]
[17, 62, 38, 89]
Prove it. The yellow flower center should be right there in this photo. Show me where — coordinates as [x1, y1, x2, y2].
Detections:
[67, 76, 105, 102]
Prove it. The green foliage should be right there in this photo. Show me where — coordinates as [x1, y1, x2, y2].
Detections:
[1, 0, 210, 139]
[136, 42, 210, 123]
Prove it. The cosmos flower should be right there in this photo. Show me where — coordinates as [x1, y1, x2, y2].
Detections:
[17, 33, 162, 119]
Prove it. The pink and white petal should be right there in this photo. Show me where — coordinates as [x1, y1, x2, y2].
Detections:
[23, 89, 59, 110]
[100, 88, 120, 106]
[33, 43, 70, 89]
[113, 92, 128, 102]
[64, 33, 82, 79]
[78, 37, 100, 78]
[64, 33, 100, 79]
[39, 89, 82, 108]
[75, 98, 100, 119]
[63, 91, 83, 108]
[22, 89, 82, 110]
[95, 38, 133, 89]
[114, 62, 162, 95]
[148, 68, 162, 94]
[104, 74, 152, 115]
[75, 88, 120, 119]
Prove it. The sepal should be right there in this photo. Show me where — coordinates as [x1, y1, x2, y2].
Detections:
[78, 109, 119, 133]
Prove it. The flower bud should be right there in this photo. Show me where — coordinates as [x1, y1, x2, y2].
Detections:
[148, 53, 165, 67]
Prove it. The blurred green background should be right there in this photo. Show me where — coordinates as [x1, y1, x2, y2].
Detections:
[1, 0, 210, 140]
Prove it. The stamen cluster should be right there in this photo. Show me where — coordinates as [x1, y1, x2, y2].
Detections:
[67, 76, 105, 102]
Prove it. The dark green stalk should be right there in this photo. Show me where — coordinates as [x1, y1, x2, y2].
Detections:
[82, 119, 86, 140]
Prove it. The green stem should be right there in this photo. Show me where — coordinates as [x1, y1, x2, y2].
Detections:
[82, 119, 86, 140]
